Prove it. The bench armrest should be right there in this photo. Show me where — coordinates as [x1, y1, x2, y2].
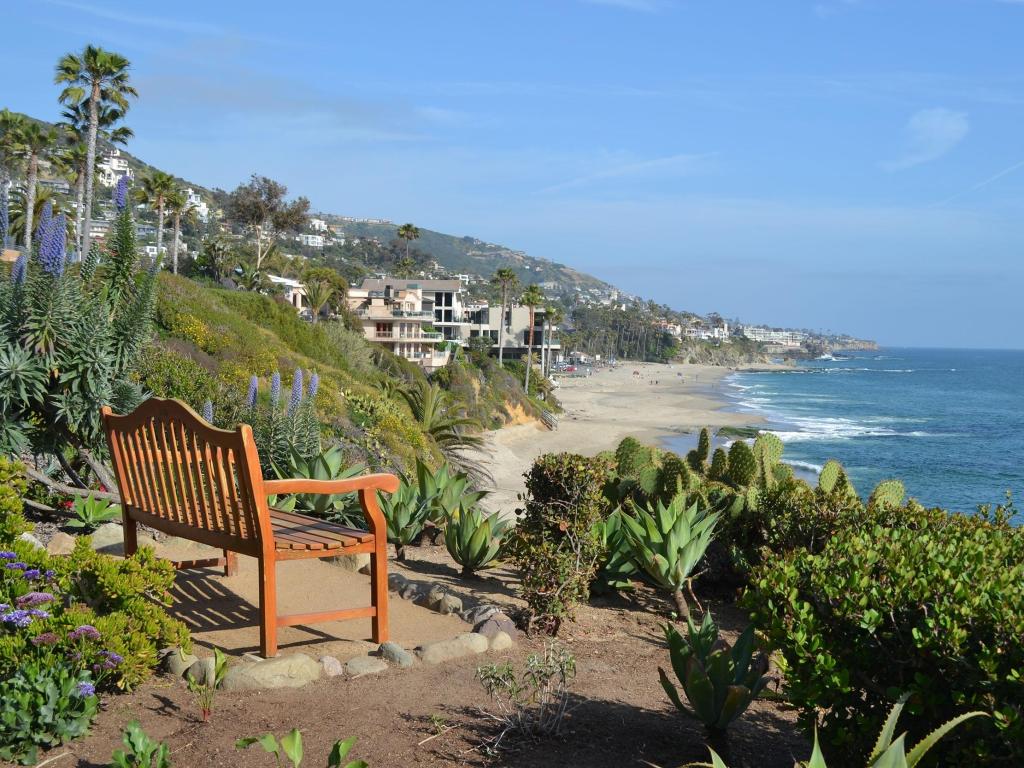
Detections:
[262, 473, 398, 539]
[262, 474, 400, 497]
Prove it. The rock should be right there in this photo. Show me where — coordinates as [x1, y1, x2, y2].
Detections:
[399, 584, 420, 601]
[162, 647, 198, 677]
[89, 522, 156, 556]
[424, 584, 447, 610]
[46, 532, 77, 556]
[437, 594, 463, 616]
[460, 605, 501, 625]
[455, 633, 489, 654]
[17, 532, 44, 551]
[387, 573, 408, 592]
[221, 653, 321, 691]
[379, 642, 415, 669]
[186, 657, 217, 686]
[326, 552, 370, 572]
[489, 631, 514, 651]
[358, 563, 371, 575]
[320, 655, 345, 677]
[345, 656, 388, 678]
[474, 613, 520, 641]
[417, 639, 468, 665]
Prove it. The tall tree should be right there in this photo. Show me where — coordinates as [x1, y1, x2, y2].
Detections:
[303, 279, 334, 323]
[134, 171, 175, 261]
[55, 45, 137, 264]
[57, 100, 132, 258]
[0, 110, 27, 246]
[225, 174, 309, 273]
[396, 222, 420, 259]
[491, 267, 519, 368]
[394, 255, 417, 278]
[10, 122, 60, 250]
[520, 284, 545, 393]
[164, 187, 195, 275]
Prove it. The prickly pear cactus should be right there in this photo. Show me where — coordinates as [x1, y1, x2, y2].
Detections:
[658, 452, 691, 501]
[708, 448, 729, 482]
[727, 441, 757, 487]
[817, 459, 844, 493]
[868, 478, 905, 509]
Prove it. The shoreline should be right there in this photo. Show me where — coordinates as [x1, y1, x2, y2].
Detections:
[469, 361, 779, 515]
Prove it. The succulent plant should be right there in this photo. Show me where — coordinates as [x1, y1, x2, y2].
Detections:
[621, 495, 718, 619]
[868, 479, 905, 510]
[725, 441, 757, 488]
[707, 448, 728, 482]
[688, 693, 986, 768]
[444, 505, 509, 574]
[661, 613, 769, 759]
[817, 459, 858, 500]
[378, 475, 434, 560]
[416, 459, 487, 524]
[270, 446, 366, 525]
[687, 427, 712, 472]
[592, 506, 639, 593]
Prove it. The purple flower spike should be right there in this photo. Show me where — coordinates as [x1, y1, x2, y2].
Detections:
[37, 213, 66, 277]
[0, 194, 8, 243]
[68, 625, 102, 642]
[75, 681, 96, 698]
[114, 176, 129, 211]
[35, 200, 53, 245]
[0, 551, 16, 558]
[246, 375, 258, 408]
[269, 371, 281, 406]
[10, 253, 26, 285]
[22, 568, 41, 580]
[15, 592, 53, 607]
[287, 369, 303, 416]
[307, 372, 319, 399]
[201, 400, 214, 423]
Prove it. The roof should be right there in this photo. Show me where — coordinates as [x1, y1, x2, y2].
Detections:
[359, 277, 462, 292]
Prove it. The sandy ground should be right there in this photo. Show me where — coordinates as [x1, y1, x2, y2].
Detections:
[469, 362, 769, 515]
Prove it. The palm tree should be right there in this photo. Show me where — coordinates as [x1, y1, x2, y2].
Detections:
[0, 110, 27, 245]
[401, 379, 483, 454]
[57, 101, 132, 258]
[135, 171, 176, 261]
[164, 187, 195, 275]
[491, 267, 519, 368]
[394, 255, 417, 278]
[303, 279, 334, 323]
[519, 284, 545, 393]
[10, 122, 60, 250]
[55, 45, 137, 264]
[396, 222, 420, 259]
[8, 189, 75, 244]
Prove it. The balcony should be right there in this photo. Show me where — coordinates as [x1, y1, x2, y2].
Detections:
[371, 331, 444, 342]
[355, 308, 434, 320]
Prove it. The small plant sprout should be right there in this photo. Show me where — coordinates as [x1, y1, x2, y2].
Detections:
[236, 729, 367, 767]
[110, 721, 172, 768]
[185, 647, 227, 722]
[68, 494, 122, 532]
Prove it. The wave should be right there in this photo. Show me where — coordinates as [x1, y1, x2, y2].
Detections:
[785, 459, 824, 473]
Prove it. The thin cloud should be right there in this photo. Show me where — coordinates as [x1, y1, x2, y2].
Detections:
[883, 108, 969, 171]
[540, 152, 713, 193]
[579, 0, 667, 12]
[931, 157, 1024, 207]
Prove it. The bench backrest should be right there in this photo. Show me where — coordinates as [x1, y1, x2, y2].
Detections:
[101, 398, 271, 554]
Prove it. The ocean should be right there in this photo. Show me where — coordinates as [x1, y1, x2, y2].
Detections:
[720, 348, 1023, 513]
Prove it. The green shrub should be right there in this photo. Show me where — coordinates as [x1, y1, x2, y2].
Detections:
[0, 457, 30, 543]
[135, 344, 217, 406]
[744, 501, 1024, 765]
[506, 453, 610, 634]
[68, 495, 122, 532]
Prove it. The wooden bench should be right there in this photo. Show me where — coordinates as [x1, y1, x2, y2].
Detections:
[101, 398, 397, 658]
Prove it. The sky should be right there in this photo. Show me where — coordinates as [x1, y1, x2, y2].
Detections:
[5, 0, 1024, 348]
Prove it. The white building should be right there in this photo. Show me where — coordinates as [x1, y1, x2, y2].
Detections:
[184, 188, 210, 223]
[310, 218, 328, 232]
[97, 149, 133, 188]
[741, 326, 806, 347]
[296, 233, 325, 248]
[267, 275, 307, 311]
[346, 280, 450, 372]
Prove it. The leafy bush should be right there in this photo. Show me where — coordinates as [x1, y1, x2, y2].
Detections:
[134, 344, 217, 406]
[506, 453, 610, 634]
[110, 721, 171, 768]
[744, 500, 1024, 765]
[0, 457, 31, 542]
[621, 495, 718, 618]
[444, 506, 509, 574]
[477, 643, 577, 745]
[237, 729, 367, 768]
[68, 494, 122, 532]
[660, 614, 769, 761]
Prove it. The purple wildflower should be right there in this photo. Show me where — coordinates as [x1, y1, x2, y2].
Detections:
[94, 650, 123, 670]
[35, 200, 52, 245]
[43, 569, 55, 581]
[37, 213, 66, 278]
[269, 371, 281, 406]
[201, 400, 214, 423]
[22, 568, 41, 580]
[1, 609, 34, 627]
[307, 371, 319, 399]
[30, 632, 59, 646]
[5, 562, 26, 570]
[287, 369, 303, 416]
[246, 375, 259, 408]
[15, 592, 53, 607]
[75, 681, 96, 698]
[10, 253, 26, 286]
[0, 193, 8, 244]
[0, 551, 16, 559]
[68, 625, 102, 642]
[114, 176, 129, 211]
[28, 609, 49, 619]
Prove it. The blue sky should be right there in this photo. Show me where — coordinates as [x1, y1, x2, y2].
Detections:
[6, 0, 1024, 347]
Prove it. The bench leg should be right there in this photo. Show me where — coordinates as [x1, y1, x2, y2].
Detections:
[258, 556, 278, 658]
[223, 550, 238, 577]
[122, 514, 138, 558]
[371, 538, 389, 644]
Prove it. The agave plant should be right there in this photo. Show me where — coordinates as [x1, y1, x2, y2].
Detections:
[417, 459, 488, 523]
[688, 693, 986, 768]
[660, 614, 770, 761]
[591, 506, 638, 594]
[377, 475, 434, 560]
[444, 505, 509, 574]
[621, 495, 719, 618]
[271, 446, 365, 526]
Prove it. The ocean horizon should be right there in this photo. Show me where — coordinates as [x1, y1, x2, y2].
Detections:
[712, 347, 1023, 513]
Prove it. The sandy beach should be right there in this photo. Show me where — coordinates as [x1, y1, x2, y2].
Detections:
[470, 362, 774, 515]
